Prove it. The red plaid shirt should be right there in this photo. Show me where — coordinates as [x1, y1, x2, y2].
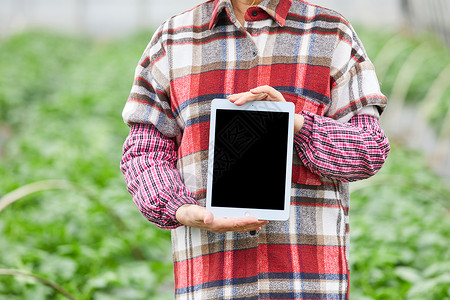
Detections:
[120, 0, 389, 299]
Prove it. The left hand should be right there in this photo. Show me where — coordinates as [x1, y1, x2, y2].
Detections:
[228, 85, 284, 105]
[228, 85, 305, 133]
[176, 204, 268, 233]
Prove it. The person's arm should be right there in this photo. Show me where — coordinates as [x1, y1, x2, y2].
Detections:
[228, 86, 390, 183]
[294, 111, 390, 182]
[120, 123, 198, 229]
[121, 25, 268, 232]
[121, 123, 268, 232]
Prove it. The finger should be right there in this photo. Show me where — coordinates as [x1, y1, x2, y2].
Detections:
[231, 220, 266, 232]
[229, 92, 268, 106]
[227, 91, 248, 102]
[228, 92, 256, 104]
[210, 217, 268, 232]
[250, 85, 284, 102]
[249, 85, 276, 96]
[212, 223, 263, 233]
[234, 217, 268, 229]
[229, 91, 267, 101]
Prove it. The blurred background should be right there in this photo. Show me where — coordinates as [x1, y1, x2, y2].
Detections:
[0, 0, 405, 38]
[0, 0, 449, 299]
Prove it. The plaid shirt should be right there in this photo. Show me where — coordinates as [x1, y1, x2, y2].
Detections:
[120, 0, 389, 299]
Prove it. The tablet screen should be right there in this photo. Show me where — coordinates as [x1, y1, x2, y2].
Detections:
[211, 109, 289, 210]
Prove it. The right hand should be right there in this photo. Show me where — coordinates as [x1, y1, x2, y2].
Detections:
[228, 86, 304, 133]
[175, 204, 269, 233]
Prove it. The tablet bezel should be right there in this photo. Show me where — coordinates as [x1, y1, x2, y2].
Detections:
[206, 98, 295, 221]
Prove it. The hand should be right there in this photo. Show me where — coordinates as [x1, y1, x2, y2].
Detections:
[227, 85, 284, 105]
[228, 85, 305, 133]
[175, 204, 269, 233]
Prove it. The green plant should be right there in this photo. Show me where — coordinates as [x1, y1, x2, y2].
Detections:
[350, 145, 450, 299]
[0, 31, 174, 299]
[356, 27, 450, 130]
[0, 30, 449, 299]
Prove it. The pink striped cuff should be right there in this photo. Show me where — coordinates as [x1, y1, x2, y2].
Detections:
[294, 112, 390, 182]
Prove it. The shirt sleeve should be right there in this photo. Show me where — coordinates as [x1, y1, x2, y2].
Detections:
[292, 19, 390, 182]
[327, 20, 387, 122]
[120, 123, 198, 229]
[122, 23, 181, 138]
[294, 112, 390, 182]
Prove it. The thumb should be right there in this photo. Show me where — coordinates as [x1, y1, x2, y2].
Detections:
[203, 210, 215, 225]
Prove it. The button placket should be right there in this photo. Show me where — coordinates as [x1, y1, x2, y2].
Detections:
[242, 34, 259, 60]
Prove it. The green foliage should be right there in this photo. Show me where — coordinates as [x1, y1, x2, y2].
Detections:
[0, 30, 449, 299]
[357, 27, 450, 129]
[0, 31, 174, 299]
[350, 146, 450, 299]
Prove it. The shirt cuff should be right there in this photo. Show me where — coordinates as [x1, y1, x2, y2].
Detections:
[294, 111, 315, 145]
[165, 196, 199, 229]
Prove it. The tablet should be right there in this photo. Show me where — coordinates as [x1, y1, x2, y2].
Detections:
[206, 98, 295, 221]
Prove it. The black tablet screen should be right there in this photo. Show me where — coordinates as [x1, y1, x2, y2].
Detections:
[211, 109, 289, 210]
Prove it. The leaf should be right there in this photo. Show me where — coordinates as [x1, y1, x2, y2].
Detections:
[407, 274, 450, 297]
[0, 180, 75, 212]
[85, 271, 118, 294]
[395, 266, 422, 283]
[0, 268, 76, 300]
[424, 262, 450, 278]
[39, 255, 77, 281]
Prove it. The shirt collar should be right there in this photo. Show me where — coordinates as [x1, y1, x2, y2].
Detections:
[209, 0, 293, 30]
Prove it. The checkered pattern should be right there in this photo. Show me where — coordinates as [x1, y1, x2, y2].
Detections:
[120, 0, 389, 298]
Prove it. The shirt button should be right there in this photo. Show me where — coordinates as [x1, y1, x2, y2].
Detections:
[251, 10, 258, 17]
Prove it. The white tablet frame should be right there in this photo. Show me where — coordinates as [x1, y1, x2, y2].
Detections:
[206, 98, 295, 221]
